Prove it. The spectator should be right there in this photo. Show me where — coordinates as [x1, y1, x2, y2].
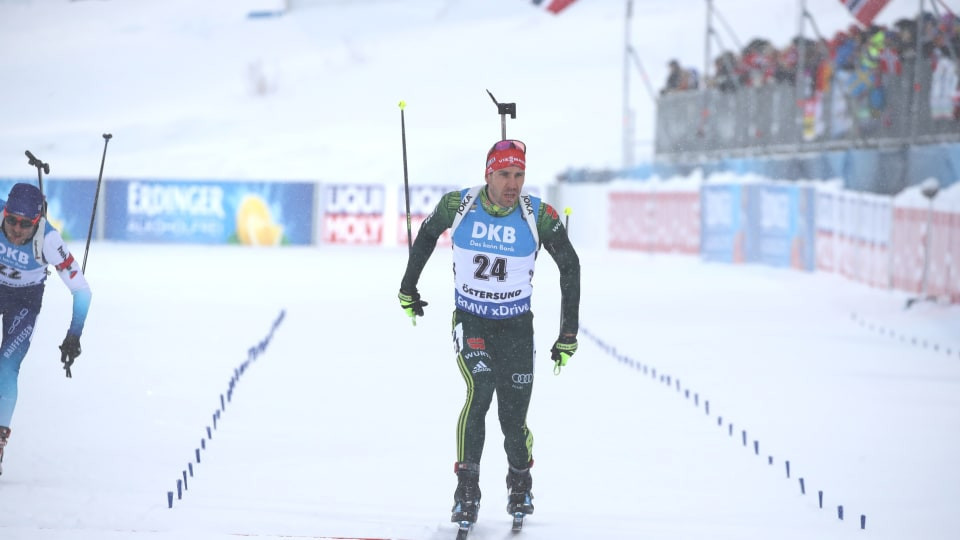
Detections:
[661, 59, 685, 95]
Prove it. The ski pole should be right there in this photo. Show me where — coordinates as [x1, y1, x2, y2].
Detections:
[24, 150, 49, 214]
[564, 206, 571, 232]
[82, 133, 112, 273]
[399, 100, 413, 252]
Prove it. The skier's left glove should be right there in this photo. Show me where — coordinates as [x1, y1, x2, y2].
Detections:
[59, 333, 81, 378]
[398, 289, 428, 326]
[550, 334, 578, 373]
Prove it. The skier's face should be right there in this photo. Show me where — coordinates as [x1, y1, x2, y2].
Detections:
[485, 166, 525, 208]
[2, 212, 38, 245]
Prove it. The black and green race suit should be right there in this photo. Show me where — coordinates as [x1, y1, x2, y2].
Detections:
[400, 186, 580, 469]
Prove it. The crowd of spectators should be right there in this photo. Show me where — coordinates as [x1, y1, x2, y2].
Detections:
[660, 11, 960, 101]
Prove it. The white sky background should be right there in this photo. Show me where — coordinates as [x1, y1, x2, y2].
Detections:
[0, 244, 958, 540]
[0, 0, 934, 184]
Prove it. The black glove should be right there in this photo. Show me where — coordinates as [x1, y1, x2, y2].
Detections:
[550, 334, 578, 373]
[59, 334, 81, 378]
[398, 289, 428, 326]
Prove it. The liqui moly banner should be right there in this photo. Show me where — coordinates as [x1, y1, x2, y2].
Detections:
[609, 188, 700, 253]
[321, 184, 384, 245]
[398, 185, 458, 247]
[700, 184, 747, 263]
[0, 179, 97, 244]
[103, 180, 314, 245]
[818, 187, 892, 288]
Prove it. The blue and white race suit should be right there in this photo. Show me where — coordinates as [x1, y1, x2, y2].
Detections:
[0, 211, 91, 427]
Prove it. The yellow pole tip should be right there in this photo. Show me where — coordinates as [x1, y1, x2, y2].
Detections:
[564, 207, 572, 215]
[398, 100, 407, 110]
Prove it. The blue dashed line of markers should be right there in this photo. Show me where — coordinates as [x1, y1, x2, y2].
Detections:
[580, 326, 868, 531]
[166, 310, 286, 509]
[850, 312, 957, 358]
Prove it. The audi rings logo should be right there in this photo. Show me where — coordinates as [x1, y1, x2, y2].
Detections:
[511, 373, 533, 384]
[8, 308, 28, 335]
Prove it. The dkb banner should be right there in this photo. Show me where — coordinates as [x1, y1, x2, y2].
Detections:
[700, 184, 747, 263]
[745, 184, 816, 271]
[104, 179, 314, 245]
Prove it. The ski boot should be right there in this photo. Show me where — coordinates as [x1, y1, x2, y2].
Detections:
[506, 463, 534, 530]
[0, 426, 10, 476]
[451, 462, 481, 527]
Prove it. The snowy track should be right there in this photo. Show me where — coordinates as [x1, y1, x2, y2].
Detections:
[0, 245, 956, 540]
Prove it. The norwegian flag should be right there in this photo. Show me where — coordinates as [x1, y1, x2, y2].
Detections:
[531, 0, 579, 15]
[838, 0, 891, 26]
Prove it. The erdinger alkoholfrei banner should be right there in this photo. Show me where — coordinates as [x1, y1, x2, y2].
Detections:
[104, 180, 314, 245]
[321, 184, 384, 245]
[398, 184, 459, 247]
[531, 0, 579, 15]
[0, 179, 97, 244]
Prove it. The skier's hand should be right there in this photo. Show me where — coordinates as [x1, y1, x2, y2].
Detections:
[550, 334, 578, 373]
[59, 333, 81, 378]
[398, 289, 428, 326]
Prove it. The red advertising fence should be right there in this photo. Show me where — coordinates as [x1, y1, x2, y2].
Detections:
[926, 209, 960, 303]
[609, 190, 700, 254]
[891, 205, 928, 293]
[891, 183, 960, 303]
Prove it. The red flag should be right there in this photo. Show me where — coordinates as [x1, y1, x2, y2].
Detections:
[839, 0, 891, 26]
[531, 0, 579, 15]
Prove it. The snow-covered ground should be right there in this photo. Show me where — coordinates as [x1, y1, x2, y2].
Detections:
[1, 244, 958, 540]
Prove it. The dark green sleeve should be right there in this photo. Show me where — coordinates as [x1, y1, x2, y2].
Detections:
[537, 202, 580, 336]
[399, 191, 461, 292]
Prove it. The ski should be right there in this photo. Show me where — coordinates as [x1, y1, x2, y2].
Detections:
[511, 512, 524, 532]
[455, 520, 473, 539]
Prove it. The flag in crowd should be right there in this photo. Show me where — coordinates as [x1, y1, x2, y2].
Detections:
[838, 0, 892, 26]
[531, 0, 580, 15]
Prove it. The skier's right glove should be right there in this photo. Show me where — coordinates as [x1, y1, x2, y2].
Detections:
[550, 334, 578, 374]
[398, 289, 428, 326]
[59, 333, 82, 378]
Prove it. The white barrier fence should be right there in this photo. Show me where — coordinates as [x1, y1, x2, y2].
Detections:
[549, 176, 960, 305]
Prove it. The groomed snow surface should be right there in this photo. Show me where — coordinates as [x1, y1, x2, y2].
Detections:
[1, 245, 958, 540]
